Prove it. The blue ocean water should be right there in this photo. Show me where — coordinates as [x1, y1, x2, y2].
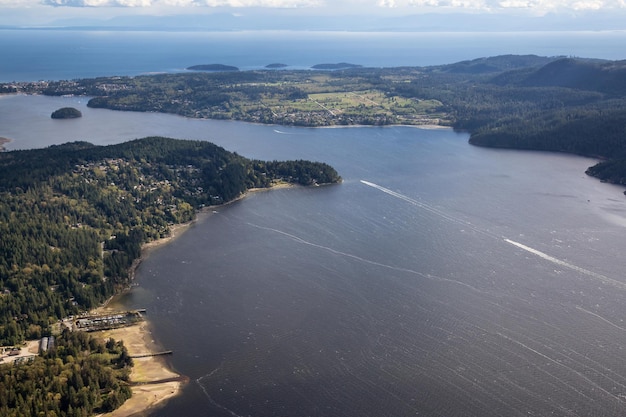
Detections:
[1, 29, 626, 82]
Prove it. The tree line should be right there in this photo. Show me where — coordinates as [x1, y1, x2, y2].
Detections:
[0, 329, 132, 417]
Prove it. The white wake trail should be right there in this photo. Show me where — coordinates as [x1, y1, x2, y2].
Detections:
[361, 180, 625, 290]
[196, 366, 246, 417]
[504, 239, 626, 290]
[575, 306, 626, 332]
[360, 180, 496, 238]
[246, 222, 487, 294]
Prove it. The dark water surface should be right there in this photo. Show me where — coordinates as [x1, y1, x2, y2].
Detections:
[119, 129, 626, 416]
[4, 95, 626, 416]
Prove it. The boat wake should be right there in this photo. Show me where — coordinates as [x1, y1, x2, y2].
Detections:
[196, 367, 246, 417]
[361, 180, 624, 290]
[504, 238, 626, 290]
[246, 222, 488, 294]
[360, 180, 496, 239]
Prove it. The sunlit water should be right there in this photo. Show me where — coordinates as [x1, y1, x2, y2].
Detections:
[3, 94, 626, 416]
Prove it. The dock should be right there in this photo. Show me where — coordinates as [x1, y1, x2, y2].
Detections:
[129, 350, 173, 358]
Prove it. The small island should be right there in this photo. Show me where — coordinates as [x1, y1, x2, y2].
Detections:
[311, 63, 363, 70]
[51, 107, 82, 119]
[187, 64, 239, 72]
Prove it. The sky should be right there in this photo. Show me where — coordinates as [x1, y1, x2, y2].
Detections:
[1, 0, 626, 30]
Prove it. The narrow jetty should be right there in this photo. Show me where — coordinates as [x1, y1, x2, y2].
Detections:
[130, 350, 173, 358]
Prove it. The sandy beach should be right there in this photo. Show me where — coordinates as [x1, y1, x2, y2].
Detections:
[95, 320, 187, 417]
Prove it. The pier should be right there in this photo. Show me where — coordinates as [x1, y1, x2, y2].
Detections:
[130, 350, 173, 358]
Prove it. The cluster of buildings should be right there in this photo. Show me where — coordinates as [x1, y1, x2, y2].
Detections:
[0, 345, 37, 365]
[74, 310, 144, 332]
[39, 336, 55, 353]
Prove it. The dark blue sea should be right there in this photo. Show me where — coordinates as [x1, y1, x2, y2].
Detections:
[1, 29, 626, 82]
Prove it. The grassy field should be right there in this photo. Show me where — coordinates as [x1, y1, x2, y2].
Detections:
[255, 90, 449, 125]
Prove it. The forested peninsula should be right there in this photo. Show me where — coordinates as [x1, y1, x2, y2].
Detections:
[0, 136, 339, 415]
[6, 54, 626, 187]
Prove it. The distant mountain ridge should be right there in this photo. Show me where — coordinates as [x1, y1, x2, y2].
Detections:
[29, 11, 626, 32]
[437, 55, 561, 74]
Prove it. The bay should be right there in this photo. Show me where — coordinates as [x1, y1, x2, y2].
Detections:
[3, 93, 626, 416]
[126, 127, 626, 417]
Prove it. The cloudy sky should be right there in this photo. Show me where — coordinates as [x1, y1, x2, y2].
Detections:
[1, 0, 625, 29]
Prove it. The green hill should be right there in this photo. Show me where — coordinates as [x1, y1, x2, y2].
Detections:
[516, 58, 626, 96]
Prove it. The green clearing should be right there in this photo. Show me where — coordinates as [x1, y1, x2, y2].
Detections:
[262, 90, 449, 125]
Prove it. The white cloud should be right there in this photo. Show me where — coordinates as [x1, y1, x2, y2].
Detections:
[498, 0, 532, 7]
[42, 0, 322, 6]
[45, 0, 152, 5]
[192, 0, 321, 5]
[407, 0, 626, 10]
[408, 0, 441, 6]
[408, 0, 488, 8]
[0, 0, 623, 15]
[0, 0, 39, 5]
[571, 0, 603, 8]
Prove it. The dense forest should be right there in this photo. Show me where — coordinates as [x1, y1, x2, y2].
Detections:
[0, 330, 132, 417]
[0, 137, 340, 346]
[385, 57, 626, 186]
[7, 54, 625, 185]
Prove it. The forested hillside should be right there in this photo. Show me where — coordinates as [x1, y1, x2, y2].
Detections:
[0, 137, 340, 345]
[0, 331, 132, 417]
[387, 57, 626, 187]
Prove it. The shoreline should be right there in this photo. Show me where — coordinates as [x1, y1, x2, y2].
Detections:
[93, 215, 196, 416]
[129, 183, 295, 278]
[95, 182, 297, 416]
[95, 321, 188, 417]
